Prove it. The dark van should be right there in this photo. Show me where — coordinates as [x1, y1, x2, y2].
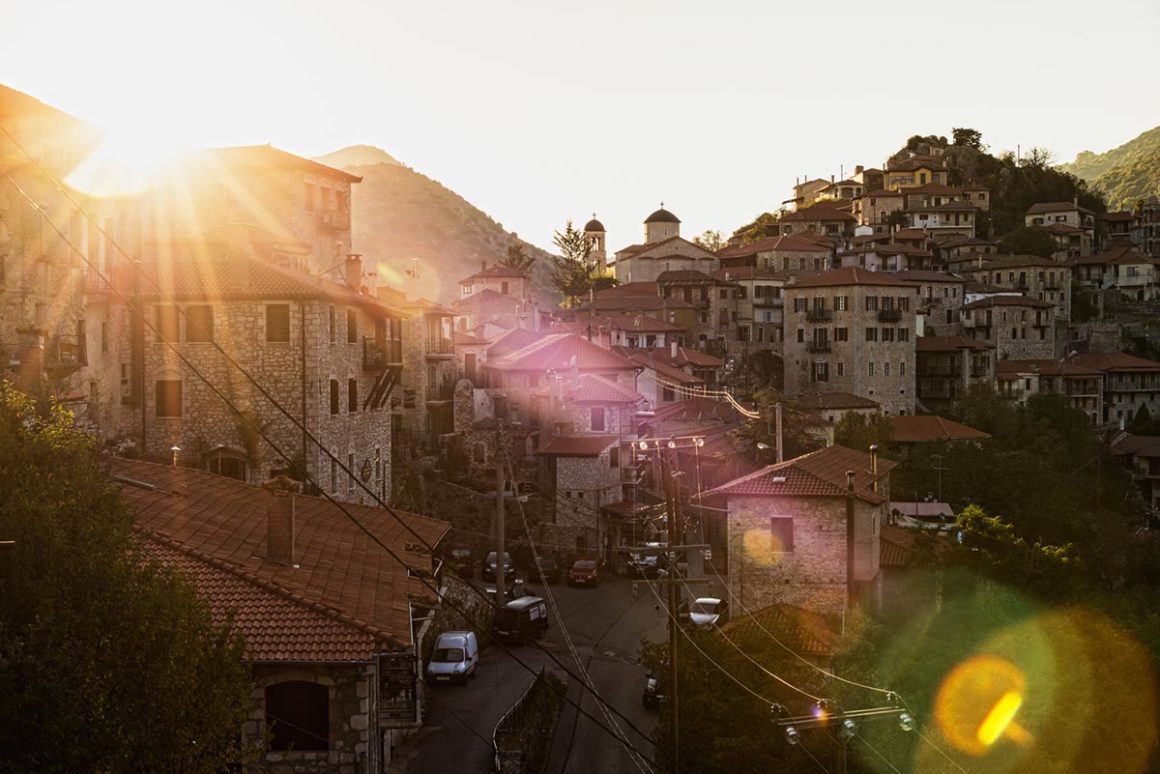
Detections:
[493, 596, 549, 644]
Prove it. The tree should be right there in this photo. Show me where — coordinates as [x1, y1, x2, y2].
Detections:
[998, 226, 1059, 259]
[833, 411, 894, 452]
[694, 230, 725, 251]
[884, 209, 910, 229]
[551, 220, 596, 307]
[952, 127, 985, 152]
[0, 385, 255, 772]
[499, 238, 536, 273]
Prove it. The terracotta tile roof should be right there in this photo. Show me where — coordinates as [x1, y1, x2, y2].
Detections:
[535, 434, 620, 456]
[1032, 222, 1086, 235]
[649, 397, 737, 423]
[453, 331, 489, 346]
[787, 267, 918, 289]
[878, 524, 953, 569]
[904, 183, 964, 196]
[566, 372, 645, 403]
[938, 236, 997, 248]
[1110, 433, 1160, 458]
[114, 459, 449, 651]
[578, 294, 697, 313]
[142, 536, 381, 662]
[486, 327, 543, 357]
[893, 270, 964, 283]
[487, 333, 635, 372]
[890, 228, 933, 241]
[452, 287, 524, 311]
[563, 315, 686, 334]
[721, 603, 840, 656]
[857, 189, 905, 199]
[718, 234, 832, 258]
[961, 295, 1053, 311]
[847, 234, 895, 247]
[780, 207, 857, 224]
[1073, 246, 1159, 266]
[657, 269, 718, 284]
[1026, 201, 1095, 216]
[1101, 211, 1136, 222]
[614, 235, 710, 258]
[461, 265, 529, 281]
[887, 415, 990, 443]
[916, 336, 993, 352]
[711, 267, 787, 281]
[794, 391, 880, 410]
[600, 281, 662, 297]
[995, 359, 1102, 378]
[909, 201, 978, 213]
[979, 253, 1059, 271]
[700, 445, 894, 504]
[1066, 352, 1160, 373]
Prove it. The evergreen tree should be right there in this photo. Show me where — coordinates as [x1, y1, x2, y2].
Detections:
[551, 220, 596, 307]
[498, 238, 537, 273]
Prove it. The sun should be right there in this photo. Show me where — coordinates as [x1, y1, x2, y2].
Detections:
[65, 124, 190, 198]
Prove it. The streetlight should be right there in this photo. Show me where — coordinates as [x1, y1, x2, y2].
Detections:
[170, 445, 181, 468]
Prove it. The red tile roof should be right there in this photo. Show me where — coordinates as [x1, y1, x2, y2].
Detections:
[780, 207, 857, 224]
[904, 183, 964, 196]
[887, 415, 990, 443]
[700, 445, 895, 504]
[1032, 222, 1086, 235]
[142, 535, 381, 661]
[460, 265, 529, 281]
[486, 327, 543, 357]
[1110, 433, 1160, 458]
[657, 269, 719, 284]
[535, 434, 620, 456]
[994, 359, 1102, 377]
[487, 333, 635, 372]
[890, 228, 933, 241]
[1027, 201, 1095, 216]
[711, 267, 787, 281]
[566, 373, 645, 403]
[721, 603, 840, 656]
[893, 270, 965, 283]
[1073, 246, 1159, 266]
[793, 392, 880, 410]
[114, 459, 449, 652]
[788, 267, 917, 289]
[452, 287, 524, 312]
[961, 295, 1053, 311]
[1067, 352, 1160, 373]
[718, 234, 833, 258]
[649, 397, 738, 423]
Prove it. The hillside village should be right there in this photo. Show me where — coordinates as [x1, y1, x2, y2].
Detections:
[4, 81, 1160, 772]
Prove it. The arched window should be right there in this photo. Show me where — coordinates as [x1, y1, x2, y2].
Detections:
[265, 681, 329, 751]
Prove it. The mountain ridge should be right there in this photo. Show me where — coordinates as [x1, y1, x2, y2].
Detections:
[1059, 126, 1160, 209]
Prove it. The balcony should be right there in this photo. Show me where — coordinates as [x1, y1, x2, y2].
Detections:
[806, 341, 832, 354]
[425, 337, 454, 358]
[805, 308, 833, 322]
[426, 377, 457, 403]
[969, 367, 989, 379]
[363, 337, 402, 370]
[877, 308, 902, 322]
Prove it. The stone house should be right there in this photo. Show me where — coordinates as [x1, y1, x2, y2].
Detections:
[966, 254, 1071, 323]
[698, 445, 895, 616]
[936, 235, 998, 261]
[907, 202, 978, 239]
[1071, 247, 1160, 301]
[609, 207, 719, 284]
[711, 267, 786, 349]
[1110, 432, 1160, 512]
[1066, 352, 1160, 426]
[894, 270, 966, 336]
[657, 269, 739, 354]
[995, 359, 1103, 424]
[546, 314, 686, 349]
[115, 458, 449, 774]
[960, 295, 1056, 360]
[452, 288, 534, 334]
[123, 244, 404, 504]
[777, 203, 857, 239]
[885, 415, 990, 453]
[458, 262, 531, 302]
[575, 282, 701, 338]
[1024, 201, 1096, 256]
[884, 156, 948, 190]
[783, 268, 919, 415]
[915, 336, 995, 410]
[376, 291, 457, 450]
[717, 233, 833, 275]
[794, 391, 881, 446]
[536, 434, 626, 557]
[853, 189, 906, 230]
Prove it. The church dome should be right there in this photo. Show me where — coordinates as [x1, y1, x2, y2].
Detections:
[584, 218, 606, 232]
[644, 207, 680, 224]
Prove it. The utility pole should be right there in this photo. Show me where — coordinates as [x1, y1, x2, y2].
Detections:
[930, 453, 946, 502]
[846, 470, 856, 607]
[495, 426, 505, 609]
[775, 401, 784, 462]
[664, 451, 681, 774]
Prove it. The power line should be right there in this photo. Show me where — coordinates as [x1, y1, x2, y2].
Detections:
[917, 730, 970, 774]
[0, 130, 663, 765]
[855, 731, 903, 774]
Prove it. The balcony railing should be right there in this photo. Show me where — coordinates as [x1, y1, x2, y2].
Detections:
[426, 378, 457, 402]
[805, 308, 833, 322]
[807, 341, 832, 353]
[425, 338, 454, 356]
[877, 308, 902, 322]
[364, 337, 402, 370]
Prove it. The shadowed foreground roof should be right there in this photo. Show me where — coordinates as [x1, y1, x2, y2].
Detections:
[699, 445, 895, 504]
[114, 458, 449, 653]
[887, 415, 990, 443]
[721, 603, 840, 656]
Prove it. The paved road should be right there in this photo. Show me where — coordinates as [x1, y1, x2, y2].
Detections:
[396, 575, 666, 773]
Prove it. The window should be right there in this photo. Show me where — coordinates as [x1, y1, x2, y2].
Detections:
[155, 380, 182, 418]
[865, 328, 878, 342]
[796, 329, 805, 343]
[266, 304, 291, 342]
[328, 306, 336, 343]
[330, 457, 337, 491]
[348, 379, 358, 412]
[837, 361, 845, 377]
[101, 321, 108, 353]
[591, 407, 606, 431]
[868, 362, 875, 377]
[898, 296, 909, 312]
[864, 296, 878, 311]
[156, 306, 179, 342]
[719, 288, 728, 300]
[348, 453, 355, 492]
[884, 362, 891, 377]
[834, 327, 848, 342]
[900, 362, 907, 377]
[898, 328, 909, 342]
[346, 308, 357, 343]
[662, 386, 675, 402]
[266, 681, 328, 752]
[882, 328, 895, 342]
[609, 446, 620, 468]
[770, 517, 794, 552]
[812, 361, 829, 383]
[329, 379, 339, 415]
[186, 305, 213, 342]
[794, 298, 807, 312]
[834, 295, 849, 311]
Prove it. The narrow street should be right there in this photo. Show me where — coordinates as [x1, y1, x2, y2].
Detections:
[397, 575, 666, 773]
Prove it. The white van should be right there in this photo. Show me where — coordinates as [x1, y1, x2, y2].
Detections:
[426, 631, 480, 684]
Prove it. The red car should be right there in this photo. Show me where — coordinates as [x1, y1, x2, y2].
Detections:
[568, 559, 601, 587]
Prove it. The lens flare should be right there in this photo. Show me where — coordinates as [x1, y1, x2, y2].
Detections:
[742, 527, 786, 567]
[935, 655, 1028, 757]
[976, 689, 1023, 747]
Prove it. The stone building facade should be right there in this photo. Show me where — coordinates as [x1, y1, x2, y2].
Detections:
[966, 254, 1071, 322]
[783, 268, 918, 415]
[960, 295, 1056, 360]
[700, 445, 893, 617]
[895, 270, 966, 337]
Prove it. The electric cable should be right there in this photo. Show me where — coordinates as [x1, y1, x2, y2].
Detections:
[797, 738, 831, 773]
[0, 137, 664, 767]
[917, 729, 970, 774]
[855, 731, 903, 774]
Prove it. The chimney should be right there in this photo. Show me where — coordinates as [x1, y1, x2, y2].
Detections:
[670, 340, 678, 359]
[869, 444, 879, 493]
[855, 165, 864, 175]
[263, 475, 301, 566]
[344, 254, 363, 292]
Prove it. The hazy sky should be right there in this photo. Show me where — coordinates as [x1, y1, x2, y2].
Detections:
[4, 0, 1159, 254]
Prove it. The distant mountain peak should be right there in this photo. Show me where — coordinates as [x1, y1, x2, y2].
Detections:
[314, 144, 400, 169]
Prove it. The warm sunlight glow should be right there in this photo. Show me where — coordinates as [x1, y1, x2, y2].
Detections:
[976, 689, 1024, 747]
[935, 655, 1027, 757]
[66, 127, 189, 197]
[742, 528, 785, 567]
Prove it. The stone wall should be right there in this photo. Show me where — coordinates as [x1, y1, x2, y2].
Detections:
[725, 494, 881, 617]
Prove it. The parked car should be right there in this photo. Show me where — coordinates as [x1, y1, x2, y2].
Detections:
[568, 558, 601, 587]
[493, 596, 549, 644]
[426, 630, 479, 685]
[483, 580, 528, 606]
[678, 597, 729, 628]
[627, 544, 664, 578]
[447, 544, 474, 578]
[482, 551, 515, 583]
[534, 556, 561, 584]
[641, 673, 665, 710]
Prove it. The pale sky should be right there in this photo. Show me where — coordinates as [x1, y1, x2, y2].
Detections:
[4, 0, 1159, 254]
